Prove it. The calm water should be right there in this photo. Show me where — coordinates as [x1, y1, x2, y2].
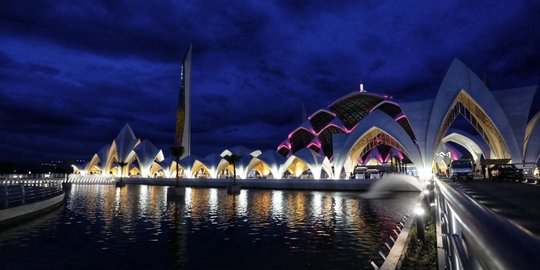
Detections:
[0, 185, 418, 270]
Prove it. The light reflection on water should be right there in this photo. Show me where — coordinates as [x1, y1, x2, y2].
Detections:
[272, 190, 283, 217]
[0, 185, 417, 270]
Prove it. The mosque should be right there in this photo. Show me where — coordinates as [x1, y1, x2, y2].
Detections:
[73, 47, 540, 180]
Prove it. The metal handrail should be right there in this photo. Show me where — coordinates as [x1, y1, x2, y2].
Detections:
[436, 178, 540, 270]
[1, 181, 63, 209]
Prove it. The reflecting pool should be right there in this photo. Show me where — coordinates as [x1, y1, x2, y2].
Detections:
[0, 185, 418, 269]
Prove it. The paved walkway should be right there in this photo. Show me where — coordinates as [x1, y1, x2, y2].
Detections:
[442, 178, 540, 237]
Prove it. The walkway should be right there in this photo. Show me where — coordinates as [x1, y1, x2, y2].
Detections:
[442, 178, 540, 236]
[0, 181, 64, 225]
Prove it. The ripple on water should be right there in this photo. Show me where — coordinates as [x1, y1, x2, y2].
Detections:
[0, 185, 418, 270]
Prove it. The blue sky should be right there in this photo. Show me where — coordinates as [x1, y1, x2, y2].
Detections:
[0, 0, 538, 164]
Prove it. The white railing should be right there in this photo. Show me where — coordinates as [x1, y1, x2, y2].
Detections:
[435, 178, 540, 269]
[1, 180, 63, 209]
[66, 174, 115, 184]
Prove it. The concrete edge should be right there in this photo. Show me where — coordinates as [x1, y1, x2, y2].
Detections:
[123, 178, 381, 191]
[380, 193, 423, 270]
[0, 193, 65, 225]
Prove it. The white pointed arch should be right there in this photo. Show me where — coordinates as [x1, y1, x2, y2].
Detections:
[442, 132, 487, 162]
[202, 153, 223, 179]
[97, 144, 111, 175]
[425, 59, 521, 167]
[524, 111, 540, 165]
[133, 140, 164, 177]
[219, 146, 259, 179]
[159, 157, 175, 178]
[178, 155, 200, 178]
[282, 155, 310, 178]
[114, 124, 140, 163]
[245, 150, 286, 179]
[332, 110, 423, 179]
[281, 148, 329, 179]
[104, 141, 118, 175]
[191, 160, 211, 178]
[86, 153, 101, 175]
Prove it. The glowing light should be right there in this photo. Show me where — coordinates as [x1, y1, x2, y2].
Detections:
[184, 187, 192, 205]
[395, 114, 407, 121]
[307, 109, 337, 120]
[414, 206, 425, 216]
[237, 190, 248, 216]
[333, 196, 343, 216]
[114, 187, 121, 212]
[397, 150, 404, 160]
[377, 153, 384, 163]
[312, 192, 323, 216]
[307, 142, 321, 149]
[287, 127, 316, 140]
[319, 123, 352, 134]
[278, 144, 290, 150]
[288, 123, 354, 143]
[139, 185, 149, 214]
[209, 188, 218, 214]
[418, 168, 433, 180]
[271, 190, 283, 217]
[450, 150, 459, 160]
[381, 153, 387, 163]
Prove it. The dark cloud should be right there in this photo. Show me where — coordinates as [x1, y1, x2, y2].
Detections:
[0, 0, 538, 165]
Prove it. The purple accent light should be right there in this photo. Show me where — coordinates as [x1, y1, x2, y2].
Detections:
[450, 149, 459, 160]
[307, 109, 337, 120]
[397, 150, 404, 160]
[395, 114, 407, 121]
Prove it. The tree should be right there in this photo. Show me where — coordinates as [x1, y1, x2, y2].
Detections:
[118, 161, 128, 183]
[0, 162, 14, 174]
[223, 154, 242, 186]
[170, 146, 185, 187]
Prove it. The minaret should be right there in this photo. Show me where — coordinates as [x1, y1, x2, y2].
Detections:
[175, 43, 192, 158]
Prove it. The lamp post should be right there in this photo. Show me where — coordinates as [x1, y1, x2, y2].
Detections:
[414, 204, 426, 241]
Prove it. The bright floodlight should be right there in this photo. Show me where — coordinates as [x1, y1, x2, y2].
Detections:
[423, 189, 430, 195]
[414, 206, 425, 216]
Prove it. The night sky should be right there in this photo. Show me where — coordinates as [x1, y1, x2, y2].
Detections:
[1, 1, 539, 165]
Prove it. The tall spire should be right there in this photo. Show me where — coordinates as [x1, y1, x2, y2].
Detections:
[175, 43, 192, 158]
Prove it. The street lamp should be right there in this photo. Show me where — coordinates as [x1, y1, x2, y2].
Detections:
[414, 205, 426, 241]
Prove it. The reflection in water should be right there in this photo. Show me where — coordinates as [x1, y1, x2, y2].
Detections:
[334, 195, 343, 217]
[237, 190, 248, 216]
[312, 192, 323, 216]
[271, 190, 283, 217]
[139, 185, 149, 215]
[209, 188, 218, 215]
[184, 187, 192, 206]
[114, 187, 121, 213]
[0, 185, 417, 270]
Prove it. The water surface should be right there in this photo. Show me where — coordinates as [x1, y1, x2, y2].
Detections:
[0, 185, 418, 269]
